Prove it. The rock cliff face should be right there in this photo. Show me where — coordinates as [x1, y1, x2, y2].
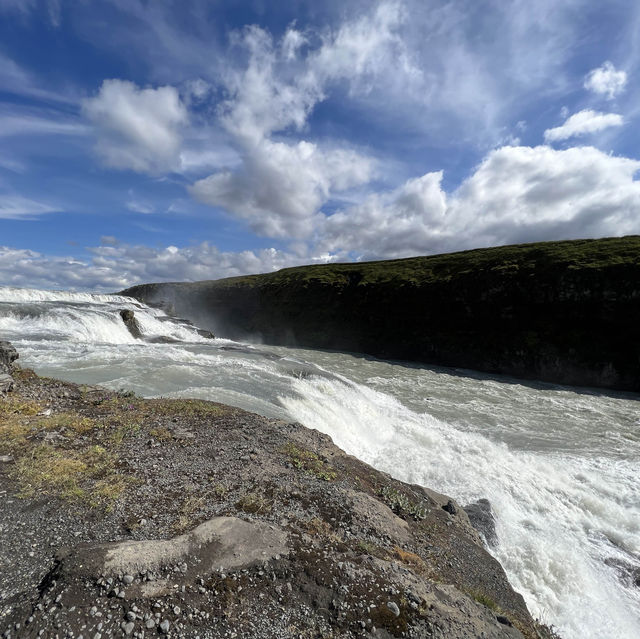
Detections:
[122, 237, 640, 392]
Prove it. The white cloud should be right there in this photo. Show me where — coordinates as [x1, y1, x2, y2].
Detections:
[544, 109, 624, 142]
[584, 61, 627, 99]
[4, 143, 640, 290]
[82, 79, 188, 174]
[320, 145, 640, 259]
[126, 199, 155, 215]
[0, 52, 77, 105]
[0, 0, 36, 14]
[192, 5, 407, 238]
[0, 195, 58, 219]
[320, 172, 447, 257]
[0, 110, 88, 138]
[0, 242, 310, 291]
[190, 139, 373, 238]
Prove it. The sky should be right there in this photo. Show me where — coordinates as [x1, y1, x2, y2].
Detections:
[1, 0, 639, 291]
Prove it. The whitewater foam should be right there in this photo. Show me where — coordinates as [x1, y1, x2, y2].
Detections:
[279, 372, 640, 639]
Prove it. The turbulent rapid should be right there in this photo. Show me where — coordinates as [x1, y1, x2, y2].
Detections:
[1, 286, 639, 639]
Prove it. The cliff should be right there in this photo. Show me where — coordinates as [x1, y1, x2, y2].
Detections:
[122, 236, 640, 392]
[0, 342, 557, 638]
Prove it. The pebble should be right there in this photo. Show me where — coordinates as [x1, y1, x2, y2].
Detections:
[159, 619, 170, 634]
[387, 601, 400, 617]
[123, 574, 134, 584]
[122, 621, 134, 635]
[173, 606, 181, 615]
[145, 619, 156, 629]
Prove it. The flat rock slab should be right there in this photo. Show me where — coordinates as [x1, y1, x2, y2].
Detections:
[57, 516, 288, 579]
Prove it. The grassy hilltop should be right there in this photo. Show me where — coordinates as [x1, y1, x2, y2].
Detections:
[123, 236, 640, 391]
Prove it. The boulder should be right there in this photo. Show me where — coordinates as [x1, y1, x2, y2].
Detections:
[0, 340, 18, 373]
[464, 498, 497, 547]
[120, 309, 143, 339]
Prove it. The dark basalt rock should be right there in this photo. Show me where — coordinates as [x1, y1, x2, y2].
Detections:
[605, 557, 640, 589]
[442, 499, 458, 515]
[464, 498, 497, 547]
[120, 309, 143, 339]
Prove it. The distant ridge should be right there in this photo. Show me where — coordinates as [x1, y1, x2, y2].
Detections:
[122, 236, 640, 391]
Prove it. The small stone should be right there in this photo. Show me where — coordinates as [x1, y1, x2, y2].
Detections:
[89, 606, 97, 617]
[173, 606, 181, 615]
[117, 590, 126, 599]
[442, 499, 458, 515]
[159, 620, 170, 634]
[386, 601, 400, 617]
[122, 621, 134, 635]
[145, 620, 155, 629]
[496, 615, 513, 627]
[123, 575, 134, 585]
[126, 611, 136, 621]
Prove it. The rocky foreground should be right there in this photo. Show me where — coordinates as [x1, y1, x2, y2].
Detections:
[0, 342, 558, 639]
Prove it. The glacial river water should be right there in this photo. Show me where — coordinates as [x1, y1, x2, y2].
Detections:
[0, 286, 638, 639]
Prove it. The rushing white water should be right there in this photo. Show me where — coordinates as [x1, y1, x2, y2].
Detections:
[1, 286, 639, 639]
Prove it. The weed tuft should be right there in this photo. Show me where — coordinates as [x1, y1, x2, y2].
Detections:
[379, 485, 428, 520]
[284, 443, 337, 481]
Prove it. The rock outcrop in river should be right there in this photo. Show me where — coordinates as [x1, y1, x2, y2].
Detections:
[0, 342, 558, 638]
[122, 236, 640, 392]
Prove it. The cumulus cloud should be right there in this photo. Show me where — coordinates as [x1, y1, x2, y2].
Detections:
[543, 109, 624, 142]
[82, 79, 188, 174]
[5, 143, 640, 290]
[191, 4, 408, 238]
[584, 61, 627, 99]
[0, 242, 312, 291]
[320, 145, 640, 259]
[320, 172, 448, 257]
[190, 140, 373, 238]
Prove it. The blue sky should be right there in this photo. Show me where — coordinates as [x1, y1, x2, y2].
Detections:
[1, 0, 639, 290]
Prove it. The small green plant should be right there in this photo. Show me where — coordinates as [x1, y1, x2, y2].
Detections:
[356, 539, 390, 560]
[379, 485, 428, 520]
[173, 494, 206, 531]
[150, 426, 173, 441]
[284, 443, 337, 481]
[469, 590, 500, 612]
[235, 492, 271, 514]
[110, 420, 141, 445]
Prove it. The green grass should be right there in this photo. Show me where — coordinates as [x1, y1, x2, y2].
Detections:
[284, 442, 338, 481]
[123, 236, 640, 296]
